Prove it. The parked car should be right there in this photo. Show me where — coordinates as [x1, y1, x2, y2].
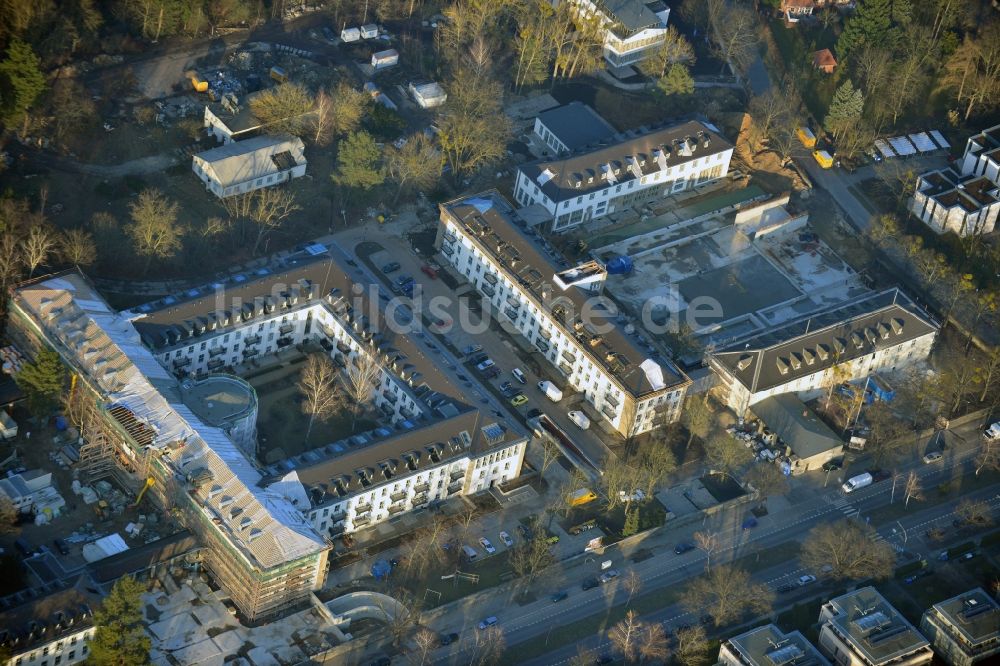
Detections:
[922, 451, 943, 464]
[546, 534, 560, 544]
[439, 632, 459, 646]
[582, 578, 600, 591]
[478, 616, 498, 630]
[421, 264, 438, 279]
[776, 583, 797, 594]
[872, 469, 892, 482]
[797, 574, 817, 586]
[499, 531, 513, 547]
[618, 489, 646, 502]
[382, 261, 401, 273]
[511, 368, 526, 384]
[984, 421, 1000, 440]
[551, 591, 568, 603]
[462, 344, 483, 356]
[483, 366, 501, 380]
[568, 410, 591, 430]
[518, 524, 533, 540]
[500, 381, 514, 395]
[674, 543, 695, 555]
[469, 353, 489, 365]
[526, 408, 542, 419]
[479, 537, 496, 554]
[52, 538, 70, 556]
[904, 569, 933, 584]
[510, 393, 528, 407]
[475, 359, 495, 372]
[741, 518, 759, 530]
[822, 459, 843, 472]
[599, 569, 620, 584]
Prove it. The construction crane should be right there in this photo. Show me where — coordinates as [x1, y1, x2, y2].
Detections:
[132, 477, 155, 508]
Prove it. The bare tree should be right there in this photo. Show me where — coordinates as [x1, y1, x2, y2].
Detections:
[22, 223, 57, 278]
[0, 494, 18, 534]
[904, 470, 924, 508]
[538, 437, 562, 478]
[310, 87, 336, 146]
[438, 69, 512, 177]
[747, 88, 796, 155]
[681, 395, 713, 449]
[975, 437, 1000, 476]
[601, 456, 644, 511]
[682, 565, 773, 626]
[801, 521, 895, 581]
[59, 228, 97, 269]
[623, 569, 642, 607]
[0, 233, 25, 291]
[222, 187, 300, 255]
[469, 624, 505, 666]
[745, 464, 789, 508]
[638, 623, 670, 664]
[633, 439, 678, 497]
[508, 516, 554, 588]
[297, 354, 343, 442]
[706, 0, 759, 75]
[409, 628, 438, 666]
[675, 625, 712, 666]
[386, 132, 444, 202]
[344, 351, 382, 424]
[693, 530, 720, 571]
[127, 188, 182, 273]
[954, 499, 993, 528]
[569, 646, 594, 666]
[705, 434, 752, 482]
[609, 610, 644, 662]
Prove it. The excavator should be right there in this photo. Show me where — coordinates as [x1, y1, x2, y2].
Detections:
[132, 477, 155, 508]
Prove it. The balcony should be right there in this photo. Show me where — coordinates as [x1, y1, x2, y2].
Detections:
[279, 323, 295, 335]
[602, 404, 617, 419]
[354, 503, 371, 513]
[208, 347, 227, 357]
[558, 361, 573, 375]
[388, 504, 406, 515]
[413, 482, 430, 494]
[483, 272, 498, 285]
[444, 231, 457, 243]
[447, 482, 464, 494]
[243, 335, 262, 345]
[390, 491, 408, 503]
[561, 350, 577, 364]
[173, 357, 192, 368]
[538, 328, 552, 340]
[442, 242, 455, 256]
[504, 307, 519, 320]
[412, 493, 429, 506]
[207, 359, 225, 370]
[353, 515, 370, 526]
[242, 348, 258, 357]
[449, 470, 465, 481]
[481, 284, 496, 297]
[276, 337, 293, 347]
[536, 339, 550, 352]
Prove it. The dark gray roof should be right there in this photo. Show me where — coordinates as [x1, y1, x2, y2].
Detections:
[536, 103, 616, 152]
[519, 121, 732, 203]
[750, 394, 841, 460]
[601, 0, 663, 32]
[87, 531, 199, 584]
[441, 191, 688, 398]
[927, 588, 1000, 646]
[0, 576, 102, 654]
[711, 290, 937, 395]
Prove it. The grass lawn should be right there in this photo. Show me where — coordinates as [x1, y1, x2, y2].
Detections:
[411, 550, 518, 608]
[729, 541, 801, 574]
[776, 588, 846, 644]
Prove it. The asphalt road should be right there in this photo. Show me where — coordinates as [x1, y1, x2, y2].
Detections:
[425, 437, 995, 665]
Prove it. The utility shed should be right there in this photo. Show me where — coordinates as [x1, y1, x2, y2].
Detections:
[750, 394, 842, 473]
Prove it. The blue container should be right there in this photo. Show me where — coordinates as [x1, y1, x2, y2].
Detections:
[54, 415, 68, 431]
[605, 256, 634, 275]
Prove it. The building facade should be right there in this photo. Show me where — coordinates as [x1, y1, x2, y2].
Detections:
[436, 192, 690, 437]
[567, 0, 671, 67]
[514, 121, 733, 231]
[0, 577, 101, 666]
[912, 124, 1000, 237]
[709, 290, 938, 416]
[719, 624, 830, 666]
[919, 588, 1000, 666]
[818, 587, 933, 666]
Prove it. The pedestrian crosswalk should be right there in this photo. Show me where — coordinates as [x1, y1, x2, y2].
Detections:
[831, 497, 857, 516]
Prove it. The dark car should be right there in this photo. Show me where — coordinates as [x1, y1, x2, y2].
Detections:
[822, 459, 843, 472]
[53, 538, 70, 556]
[582, 578, 600, 591]
[699, 614, 714, 626]
[551, 591, 568, 602]
[483, 366, 501, 380]
[593, 655, 613, 665]
[469, 353, 489, 365]
[439, 632, 459, 646]
[776, 583, 797, 593]
[518, 524, 533, 540]
[526, 408, 542, 419]
[871, 469, 892, 482]
[382, 262, 401, 273]
[462, 344, 483, 356]
[741, 518, 758, 530]
[904, 569, 933, 584]
[674, 542, 695, 555]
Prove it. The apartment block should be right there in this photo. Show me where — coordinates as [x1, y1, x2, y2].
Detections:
[818, 587, 933, 666]
[514, 120, 733, 231]
[920, 588, 1000, 666]
[566, 0, 671, 67]
[0, 576, 101, 666]
[709, 289, 938, 416]
[719, 624, 830, 666]
[436, 191, 690, 437]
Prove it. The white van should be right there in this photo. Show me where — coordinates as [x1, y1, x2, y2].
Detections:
[512, 368, 526, 384]
[461, 545, 478, 561]
[842, 472, 873, 493]
[568, 410, 591, 430]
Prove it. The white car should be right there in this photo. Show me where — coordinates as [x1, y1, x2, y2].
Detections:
[984, 422, 1000, 440]
[922, 451, 943, 464]
[618, 489, 646, 502]
[797, 574, 817, 586]
[499, 531, 513, 547]
[568, 410, 591, 430]
[479, 537, 496, 554]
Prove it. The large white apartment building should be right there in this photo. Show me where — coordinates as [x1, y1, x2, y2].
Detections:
[709, 289, 938, 416]
[436, 192, 690, 438]
[920, 588, 1000, 666]
[566, 0, 671, 67]
[514, 120, 733, 231]
[818, 587, 933, 666]
[10, 247, 527, 621]
[911, 125, 1000, 237]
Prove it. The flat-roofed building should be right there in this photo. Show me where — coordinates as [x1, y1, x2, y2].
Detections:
[960, 124, 1000, 183]
[709, 289, 938, 416]
[514, 120, 733, 231]
[818, 587, 933, 666]
[920, 588, 1000, 666]
[910, 169, 1000, 236]
[436, 191, 690, 437]
[719, 624, 830, 666]
[532, 103, 616, 156]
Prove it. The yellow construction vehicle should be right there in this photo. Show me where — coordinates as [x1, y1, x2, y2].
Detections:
[187, 71, 209, 93]
[796, 127, 817, 148]
[813, 150, 834, 169]
[133, 477, 155, 507]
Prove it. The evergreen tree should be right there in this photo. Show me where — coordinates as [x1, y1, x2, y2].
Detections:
[657, 64, 695, 97]
[332, 130, 385, 192]
[824, 79, 864, 140]
[88, 576, 151, 666]
[622, 506, 640, 537]
[837, 0, 894, 57]
[14, 349, 64, 415]
[0, 39, 46, 128]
